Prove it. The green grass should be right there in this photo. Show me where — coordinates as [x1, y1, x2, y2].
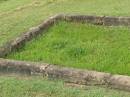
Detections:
[7, 21, 130, 75]
[1, 0, 130, 46]
[0, 75, 130, 97]
[1, 0, 130, 96]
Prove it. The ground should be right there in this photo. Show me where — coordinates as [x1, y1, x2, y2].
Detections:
[0, 75, 130, 97]
[1, 0, 130, 96]
[0, 0, 130, 46]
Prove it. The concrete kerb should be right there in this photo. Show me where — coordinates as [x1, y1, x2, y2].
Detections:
[1, 14, 130, 57]
[0, 14, 130, 91]
[0, 58, 130, 91]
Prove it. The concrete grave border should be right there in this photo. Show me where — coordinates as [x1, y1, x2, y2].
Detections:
[0, 58, 130, 92]
[0, 14, 130, 57]
[0, 14, 130, 91]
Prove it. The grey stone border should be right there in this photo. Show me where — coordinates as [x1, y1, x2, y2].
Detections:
[0, 14, 130, 57]
[0, 58, 130, 92]
[0, 14, 130, 91]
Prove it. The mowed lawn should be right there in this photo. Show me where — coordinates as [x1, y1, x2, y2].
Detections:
[7, 21, 130, 76]
[0, 0, 130, 46]
[0, 75, 130, 97]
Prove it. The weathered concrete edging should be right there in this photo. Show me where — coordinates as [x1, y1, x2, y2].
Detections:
[0, 58, 130, 92]
[0, 14, 130, 57]
[0, 14, 130, 91]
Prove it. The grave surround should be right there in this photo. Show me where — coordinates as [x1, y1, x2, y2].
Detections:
[0, 14, 130, 91]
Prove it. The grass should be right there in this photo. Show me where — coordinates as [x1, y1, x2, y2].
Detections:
[1, 0, 130, 96]
[7, 21, 130, 76]
[0, 75, 130, 97]
[1, 0, 130, 46]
